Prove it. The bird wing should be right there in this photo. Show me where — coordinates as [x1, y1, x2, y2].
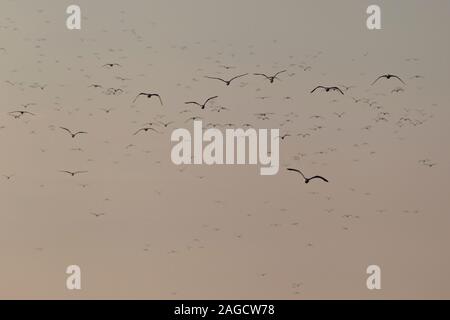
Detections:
[155, 94, 163, 106]
[309, 175, 329, 183]
[204, 96, 218, 105]
[254, 73, 270, 79]
[74, 171, 88, 175]
[185, 101, 202, 107]
[74, 131, 88, 136]
[133, 93, 145, 103]
[133, 128, 145, 135]
[229, 73, 248, 82]
[332, 87, 344, 95]
[60, 170, 73, 175]
[205, 76, 227, 83]
[60, 127, 72, 135]
[274, 70, 287, 77]
[287, 168, 307, 180]
[392, 75, 406, 84]
[310, 86, 324, 93]
[371, 75, 385, 85]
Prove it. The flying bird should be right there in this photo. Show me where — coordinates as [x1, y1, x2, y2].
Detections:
[102, 63, 121, 68]
[371, 74, 405, 85]
[90, 212, 106, 218]
[158, 121, 174, 128]
[133, 127, 161, 135]
[60, 170, 88, 177]
[9, 111, 35, 118]
[287, 168, 329, 184]
[310, 86, 344, 95]
[204, 73, 248, 86]
[88, 84, 103, 89]
[253, 70, 287, 83]
[133, 93, 163, 105]
[60, 127, 87, 138]
[185, 96, 218, 109]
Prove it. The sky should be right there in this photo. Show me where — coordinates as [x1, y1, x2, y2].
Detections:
[1, 0, 450, 299]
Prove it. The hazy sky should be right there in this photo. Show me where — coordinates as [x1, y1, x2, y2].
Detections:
[1, 0, 450, 299]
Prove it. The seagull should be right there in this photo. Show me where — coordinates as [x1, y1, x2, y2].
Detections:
[21, 103, 36, 108]
[60, 170, 88, 177]
[102, 63, 121, 68]
[287, 168, 329, 184]
[105, 88, 123, 95]
[9, 111, 35, 118]
[185, 96, 218, 109]
[90, 212, 106, 218]
[204, 73, 248, 86]
[158, 121, 174, 128]
[276, 134, 291, 140]
[60, 127, 87, 138]
[88, 84, 103, 89]
[371, 74, 405, 85]
[133, 127, 161, 135]
[30, 83, 46, 90]
[334, 112, 346, 118]
[100, 107, 114, 114]
[253, 70, 287, 83]
[133, 92, 163, 105]
[310, 86, 344, 95]
[185, 116, 202, 123]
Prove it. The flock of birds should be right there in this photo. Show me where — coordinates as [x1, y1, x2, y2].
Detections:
[0, 6, 440, 297]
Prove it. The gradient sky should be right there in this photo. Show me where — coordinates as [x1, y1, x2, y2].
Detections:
[1, 0, 450, 299]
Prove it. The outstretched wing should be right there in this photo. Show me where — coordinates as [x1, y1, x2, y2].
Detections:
[310, 86, 324, 93]
[229, 73, 248, 82]
[254, 73, 270, 79]
[274, 70, 287, 77]
[371, 75, 385, 85]
[185, 101, 202, 107]
[309, 175, 329, 183]
[391, 75, 406, 84]
[287, 168, 307, 180]
[204, 96, 218, 105]
[133, 93, 145, 103]
[332, 87, 344, 95]
[74, 131, 88, 136]
[133, 128, 145, 135]
[154, 94, 163, 106]
[60, 127, 72, 135]
[205, 76, 227, 83]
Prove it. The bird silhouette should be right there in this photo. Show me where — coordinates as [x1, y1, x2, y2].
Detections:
[185, 96, 218, 109]
[60, 170, 88, 177]
[133, 92, 163, 105]
[204, 73, 248, 86]
[9, 111, 35, 118]
[310, 86, 344, 95]
[371, 74, 405, 85]
[133, 127, 161, 135]
[287, 168, 329, 183]
[102, 63, 121, 68]
[253, 70, 287, 83]
[158, 121, 174, 128]
[90, 212, 106, 217]
[60, 127, 87, 138]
